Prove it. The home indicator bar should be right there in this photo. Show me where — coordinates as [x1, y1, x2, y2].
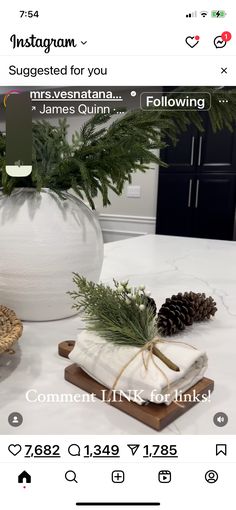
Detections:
[76, 504, 161, 507]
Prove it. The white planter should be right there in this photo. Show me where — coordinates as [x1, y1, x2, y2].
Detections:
[0, 188, 104, 321]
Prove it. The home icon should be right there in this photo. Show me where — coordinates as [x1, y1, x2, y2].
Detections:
[18, 471, 31, 484]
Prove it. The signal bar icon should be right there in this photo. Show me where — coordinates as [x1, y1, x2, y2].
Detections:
[186, 11, 197, 18]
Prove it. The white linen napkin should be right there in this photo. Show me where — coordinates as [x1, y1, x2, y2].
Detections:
[69, 330, 208, 405]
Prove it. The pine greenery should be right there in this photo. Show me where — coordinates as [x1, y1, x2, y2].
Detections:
[1, 87, 236, 208]
[69, 274, 157, 346]
[69, 274, 180, 371]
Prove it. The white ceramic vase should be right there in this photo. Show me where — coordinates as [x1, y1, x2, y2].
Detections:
[0, 188, 104, 321]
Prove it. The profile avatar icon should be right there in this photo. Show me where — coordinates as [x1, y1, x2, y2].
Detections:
[8, 412, 23, 427]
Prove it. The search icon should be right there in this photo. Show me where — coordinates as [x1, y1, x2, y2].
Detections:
[65, 470, 78, 483]
[68, 444, 81, 456]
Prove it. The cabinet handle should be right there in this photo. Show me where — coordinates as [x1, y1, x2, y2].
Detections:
[195, 179, 200, 208]
[190, 137, 195, 166]
[188, 179, 193, 207]
[198, 136, 203, 166]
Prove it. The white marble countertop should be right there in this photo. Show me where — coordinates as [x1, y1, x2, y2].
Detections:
[0, 234, 235, 435]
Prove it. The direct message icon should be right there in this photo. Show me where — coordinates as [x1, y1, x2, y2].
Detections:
[214, 35, 227, 49]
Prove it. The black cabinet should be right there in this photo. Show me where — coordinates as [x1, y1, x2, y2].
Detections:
[162, 130, 197, 171]
[156, 172, 236, 240]
[193, 175, 236, 240]
[157, 113, 236, 240]
[197, 117, 236, 172]
[156, 173, 194, 237]
[162, 120, 236, 174]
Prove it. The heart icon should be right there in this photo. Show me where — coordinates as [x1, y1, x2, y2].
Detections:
[185, 35, 200, 48]
[8, 444, 22, 456]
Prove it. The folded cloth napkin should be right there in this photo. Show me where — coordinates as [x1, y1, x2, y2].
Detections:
[69, 330, 208, 405]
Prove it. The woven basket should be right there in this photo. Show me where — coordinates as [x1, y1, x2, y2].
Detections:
[0, 306, 23, 354]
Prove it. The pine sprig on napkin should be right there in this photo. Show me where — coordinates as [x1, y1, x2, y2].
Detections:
[69, 275, 180, 372]
[69, 274, 157, 347]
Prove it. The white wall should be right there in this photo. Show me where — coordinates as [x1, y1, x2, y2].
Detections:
[96, 168, 158, 242]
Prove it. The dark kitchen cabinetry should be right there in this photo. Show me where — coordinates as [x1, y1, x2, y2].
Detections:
[156, 173, 194, 237]
[156, 115, 236, 240]
[198, 117, 236, 172]
[156, 172, 236, 240]
[162, 121, 236, 173]
[193, 174, 236, 240]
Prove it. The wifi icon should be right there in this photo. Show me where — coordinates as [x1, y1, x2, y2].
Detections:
[200, 11, 208, 17]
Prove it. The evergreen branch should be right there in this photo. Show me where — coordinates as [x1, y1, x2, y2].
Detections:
[69, 274, 157, 346]
[69, 274, 180, 371]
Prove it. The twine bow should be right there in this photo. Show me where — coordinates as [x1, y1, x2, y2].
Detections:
[107, 337, 197, 403]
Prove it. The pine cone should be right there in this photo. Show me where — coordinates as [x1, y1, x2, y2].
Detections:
[145, 296, 157, 316]
[157, 291, 217, 336]
[185, 291, 217, 321]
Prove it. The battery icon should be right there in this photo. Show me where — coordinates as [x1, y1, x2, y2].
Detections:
[211, 10, 227, 18]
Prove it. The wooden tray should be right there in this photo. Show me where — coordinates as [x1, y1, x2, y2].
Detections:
[59, 340, 214, 432]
